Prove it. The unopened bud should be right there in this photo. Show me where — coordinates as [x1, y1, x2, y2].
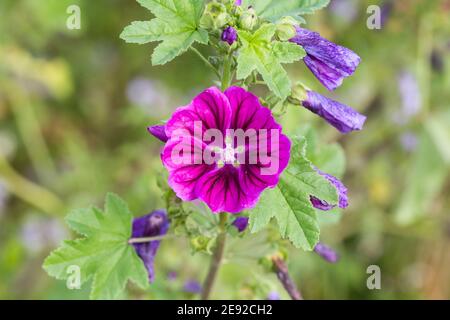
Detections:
[239, 6, 257, 30]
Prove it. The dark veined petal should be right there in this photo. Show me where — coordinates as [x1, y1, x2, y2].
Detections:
[302, 90, 366, 134]
[131, 210, 169, 282]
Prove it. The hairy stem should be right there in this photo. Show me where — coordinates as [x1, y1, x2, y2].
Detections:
[190, 47, 221, 78]
[221, 52, 232, 91]
[272, 256, 303, 300]
[201, 213, 228, 300]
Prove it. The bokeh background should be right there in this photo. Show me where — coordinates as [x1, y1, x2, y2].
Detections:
[1, 0, 449, 299]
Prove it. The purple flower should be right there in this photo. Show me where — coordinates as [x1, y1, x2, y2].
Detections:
[167, 271, 177, 281]
[267, 291, 281, 300]
[221, 26, 238, 45]
[314, 242, 340, 263]
[302, 90, 366, 134]
[132, 210, 169, 283]
[183, 280, 202, 294]
[161, 86, 291, 214]
[148, 124, 169, 143]
[232, 217, 249, 232]
[235, 0, 242, 5]
[290, 27, 361, 91]
[394, 71, 421, 124]
[329, 0, 359, 23]
[400, 132, 418, 152]
[310, 168, 348, 210]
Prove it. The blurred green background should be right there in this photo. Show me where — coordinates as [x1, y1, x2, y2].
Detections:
[1, 0, 449, 300]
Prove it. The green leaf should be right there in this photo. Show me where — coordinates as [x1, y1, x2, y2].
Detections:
[43, 193, 149, 299]
[237, 24, 305, 99]
[249, 136, 338, 250]
[120, 0, 209, 65]
[242, 0, 330, 22]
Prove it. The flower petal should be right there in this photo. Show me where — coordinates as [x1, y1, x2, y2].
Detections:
[311, 168, 348, 210]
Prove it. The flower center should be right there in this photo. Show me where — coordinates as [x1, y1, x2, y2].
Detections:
[215, 136, 244, 168]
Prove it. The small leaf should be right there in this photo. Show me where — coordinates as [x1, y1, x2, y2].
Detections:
[237, 24, 304, 99]
[43, 193, 149, 299]
[242, 0, 330, 22]
[120, 0, 209, 65]
[249, 136, 338, 250]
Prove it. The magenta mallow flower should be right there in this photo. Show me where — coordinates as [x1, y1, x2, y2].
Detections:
[302, 90, 366, 134]
[232, 216, 249, 232]
[221, 26, 238, 45]
[132, 210, 169, 282]
[314, 242, 339, 263]
[156, 86, 291, 214]
[290, 27, 361, 91]
[310, 168, 348, 211]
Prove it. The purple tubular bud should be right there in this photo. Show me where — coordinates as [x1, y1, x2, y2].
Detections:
[232, 217, 249, 232]
[132, 210, 169, 282]
[302, 90, 366, 134]
[148, 125, 168, 143]
[311, 168, 348, 210]
[290, 27, 360, 91]
[314, 242, 340, 263]
[221, 26, 238, 45]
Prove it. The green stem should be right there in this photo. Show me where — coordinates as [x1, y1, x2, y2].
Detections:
[0, 155, 65, 217]
[201, 213, 228, 300]
[128, 234, 175, 244]
[221, 53, 233, 91]
[190, 47, 221, 79]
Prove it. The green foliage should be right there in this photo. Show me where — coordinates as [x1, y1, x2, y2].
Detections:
[43, 194, 149, 300]
[249, 136, 338, 250]
[242, 0, 330, 23]
[120, 0, 209, 65]
[237, 24, 306, 99]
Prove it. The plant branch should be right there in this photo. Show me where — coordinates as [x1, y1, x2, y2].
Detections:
[189, 47, 221, 79]
[272, 256, 303, 300]
[201, 213, 228, 300]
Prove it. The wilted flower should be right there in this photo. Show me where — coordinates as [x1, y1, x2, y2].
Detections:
[157, 86, 291, 213]
[132, 210, 169, 282]
[310, 168, 348, 210]
[232, 216, 249, 232]
[290, 27, 361, 91]
[221, 26, 238, 45]
[314, 242, 340, 263]
[300, 90, 366, 134]
[183, 280, 202, 294]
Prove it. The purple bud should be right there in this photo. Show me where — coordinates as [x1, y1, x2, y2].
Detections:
[235, 0, 242, 6]
[183, 280, 202, 294]
[314, 242, 339, 263]
[302, 90, 366, 134]
[221, 26, 238, 45]
[132, 210, 169, 282]
[310, 168, 348, 210]
[147, 125, 168, 143]
[232, 217, 249, 232]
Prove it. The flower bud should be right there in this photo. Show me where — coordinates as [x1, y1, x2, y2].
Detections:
[200, 2, 231, 30]
[288, 82, 308, 105]
[221, 26, 238, 45]
[275, 17, 297, 41]
[239, 6, 257, 30]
